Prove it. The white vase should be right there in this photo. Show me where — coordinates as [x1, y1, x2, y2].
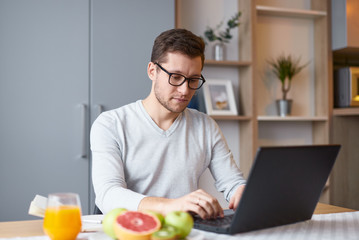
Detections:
[213, 42, 226, 61]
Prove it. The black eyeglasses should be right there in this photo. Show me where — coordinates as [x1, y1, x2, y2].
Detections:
[155, 62, 206, 90]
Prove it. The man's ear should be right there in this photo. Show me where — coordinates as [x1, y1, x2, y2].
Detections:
[147, 62, 157, 81]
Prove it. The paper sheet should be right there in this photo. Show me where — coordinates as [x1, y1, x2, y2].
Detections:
[1, 211, 358, 240]
[81, 215, 103, 232]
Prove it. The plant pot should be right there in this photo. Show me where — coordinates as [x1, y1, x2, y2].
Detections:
[276, 99, 292, 117]
[213, 42, 226, 61]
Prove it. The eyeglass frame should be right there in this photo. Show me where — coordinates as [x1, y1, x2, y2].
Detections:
[154, 62, 206, 90]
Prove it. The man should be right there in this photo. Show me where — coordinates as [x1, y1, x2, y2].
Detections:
[91, 29, 246, 219]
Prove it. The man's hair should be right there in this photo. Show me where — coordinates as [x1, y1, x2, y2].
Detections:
[151, 29, 205, 69]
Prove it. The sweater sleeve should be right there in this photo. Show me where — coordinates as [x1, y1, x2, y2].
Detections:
[207, 119, 246, 202]
[90, 112, 146, 214]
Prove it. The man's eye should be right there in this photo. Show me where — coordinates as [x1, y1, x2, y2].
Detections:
[172, 75, 183, 81]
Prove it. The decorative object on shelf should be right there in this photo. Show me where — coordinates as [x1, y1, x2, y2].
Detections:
[203, 12, 241, 61]
[213, 42, 226, 62]
[267, 54, 309, 117]
[276, 99, 292, 117]
[333, 67, 359, 108]
[203, 79, 238, 116]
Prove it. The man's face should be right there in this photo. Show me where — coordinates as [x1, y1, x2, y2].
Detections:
[150, 52, 202, 113]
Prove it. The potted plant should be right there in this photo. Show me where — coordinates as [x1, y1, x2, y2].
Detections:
[267, 54, 309, 116]
[203, 12, 241, 61]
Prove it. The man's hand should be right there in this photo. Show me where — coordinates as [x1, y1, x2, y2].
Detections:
[138, 189, 223, 219]
[228, 184, 245, 210]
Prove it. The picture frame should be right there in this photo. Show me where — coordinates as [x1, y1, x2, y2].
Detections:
[203, 79, 238, 116]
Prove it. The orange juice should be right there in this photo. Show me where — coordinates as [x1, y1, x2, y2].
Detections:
[43, 205, 82, 240]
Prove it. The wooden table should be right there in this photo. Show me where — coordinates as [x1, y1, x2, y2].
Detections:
[0, 203, 356, 238]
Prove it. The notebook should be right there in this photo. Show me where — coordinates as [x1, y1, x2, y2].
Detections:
[193, 145, 341, 234]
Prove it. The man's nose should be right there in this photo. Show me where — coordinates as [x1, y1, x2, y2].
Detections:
[177, 80, 191, 94]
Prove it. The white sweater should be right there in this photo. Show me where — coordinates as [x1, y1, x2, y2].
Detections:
[91, 100, 246, 213]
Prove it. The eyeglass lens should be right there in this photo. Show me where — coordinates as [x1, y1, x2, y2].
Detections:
[169, 74, 204, 89]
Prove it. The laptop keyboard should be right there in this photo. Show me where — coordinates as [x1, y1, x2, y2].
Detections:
[194, 214, 233, 226]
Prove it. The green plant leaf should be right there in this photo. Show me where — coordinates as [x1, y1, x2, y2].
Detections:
[267, 54, 309, 99]
[203, 11, 241, 44]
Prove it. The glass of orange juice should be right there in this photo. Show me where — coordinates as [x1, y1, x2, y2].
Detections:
[43, 193, 82, 240]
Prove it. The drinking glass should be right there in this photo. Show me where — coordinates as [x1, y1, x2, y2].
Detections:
[43, 193, 82, 240]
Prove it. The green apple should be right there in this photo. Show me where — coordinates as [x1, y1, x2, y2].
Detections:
[144, 210, 165, 226]
[102, 208, 127, 239]
[164, 211, 194, 238]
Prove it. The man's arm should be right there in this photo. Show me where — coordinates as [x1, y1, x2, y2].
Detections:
[91, 111, 148, 213]
[138, 189, 224, 219]
[205, 117, 246, 204]
[228, 184, 245, 210]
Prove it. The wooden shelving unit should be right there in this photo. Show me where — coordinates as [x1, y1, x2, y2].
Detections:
[254, 0, 330, 202]
[257, 116, 328, 121]
[256, 5, 327, 18]
[331, 113, 359, 210]
[211, 115, 252, 121]
[333, 108, 359, 116]
[176, 0, 333, 205]
[330, 1, 359, 210]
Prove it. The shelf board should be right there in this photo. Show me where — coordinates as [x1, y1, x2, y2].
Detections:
[333, 108, 359, 116]
[210, 115, 252, 121]
[256, 5, 327, 19]
[257, 116, 328, 122]
[204, 60, 251, 67]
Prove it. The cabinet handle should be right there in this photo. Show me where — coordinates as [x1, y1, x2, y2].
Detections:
[95, 104, 104, 117]
[80, 104, 87, 159]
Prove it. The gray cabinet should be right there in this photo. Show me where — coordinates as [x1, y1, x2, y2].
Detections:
[0, 0, 174, 221]
[331, 0, 359, 51]
[0, 0, 90, 221]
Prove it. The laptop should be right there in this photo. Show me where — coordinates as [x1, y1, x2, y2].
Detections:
[193, 145, 341, 234]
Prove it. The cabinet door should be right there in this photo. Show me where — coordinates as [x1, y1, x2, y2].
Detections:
[0, 0, 90, 220]
[90, 0, 175, 113]
[90, 0, 175, 211]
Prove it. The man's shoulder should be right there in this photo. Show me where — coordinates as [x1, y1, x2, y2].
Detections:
[95, 101, 141, 124]
[90, 101, 143, 140]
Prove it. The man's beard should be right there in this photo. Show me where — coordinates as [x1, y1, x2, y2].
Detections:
[154, 84, 188, 113]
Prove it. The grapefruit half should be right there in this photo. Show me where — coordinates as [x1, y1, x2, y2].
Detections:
[113, 211, 161, 240]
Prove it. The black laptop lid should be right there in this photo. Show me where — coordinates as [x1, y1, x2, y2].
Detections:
[230, 145, 340, 234]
